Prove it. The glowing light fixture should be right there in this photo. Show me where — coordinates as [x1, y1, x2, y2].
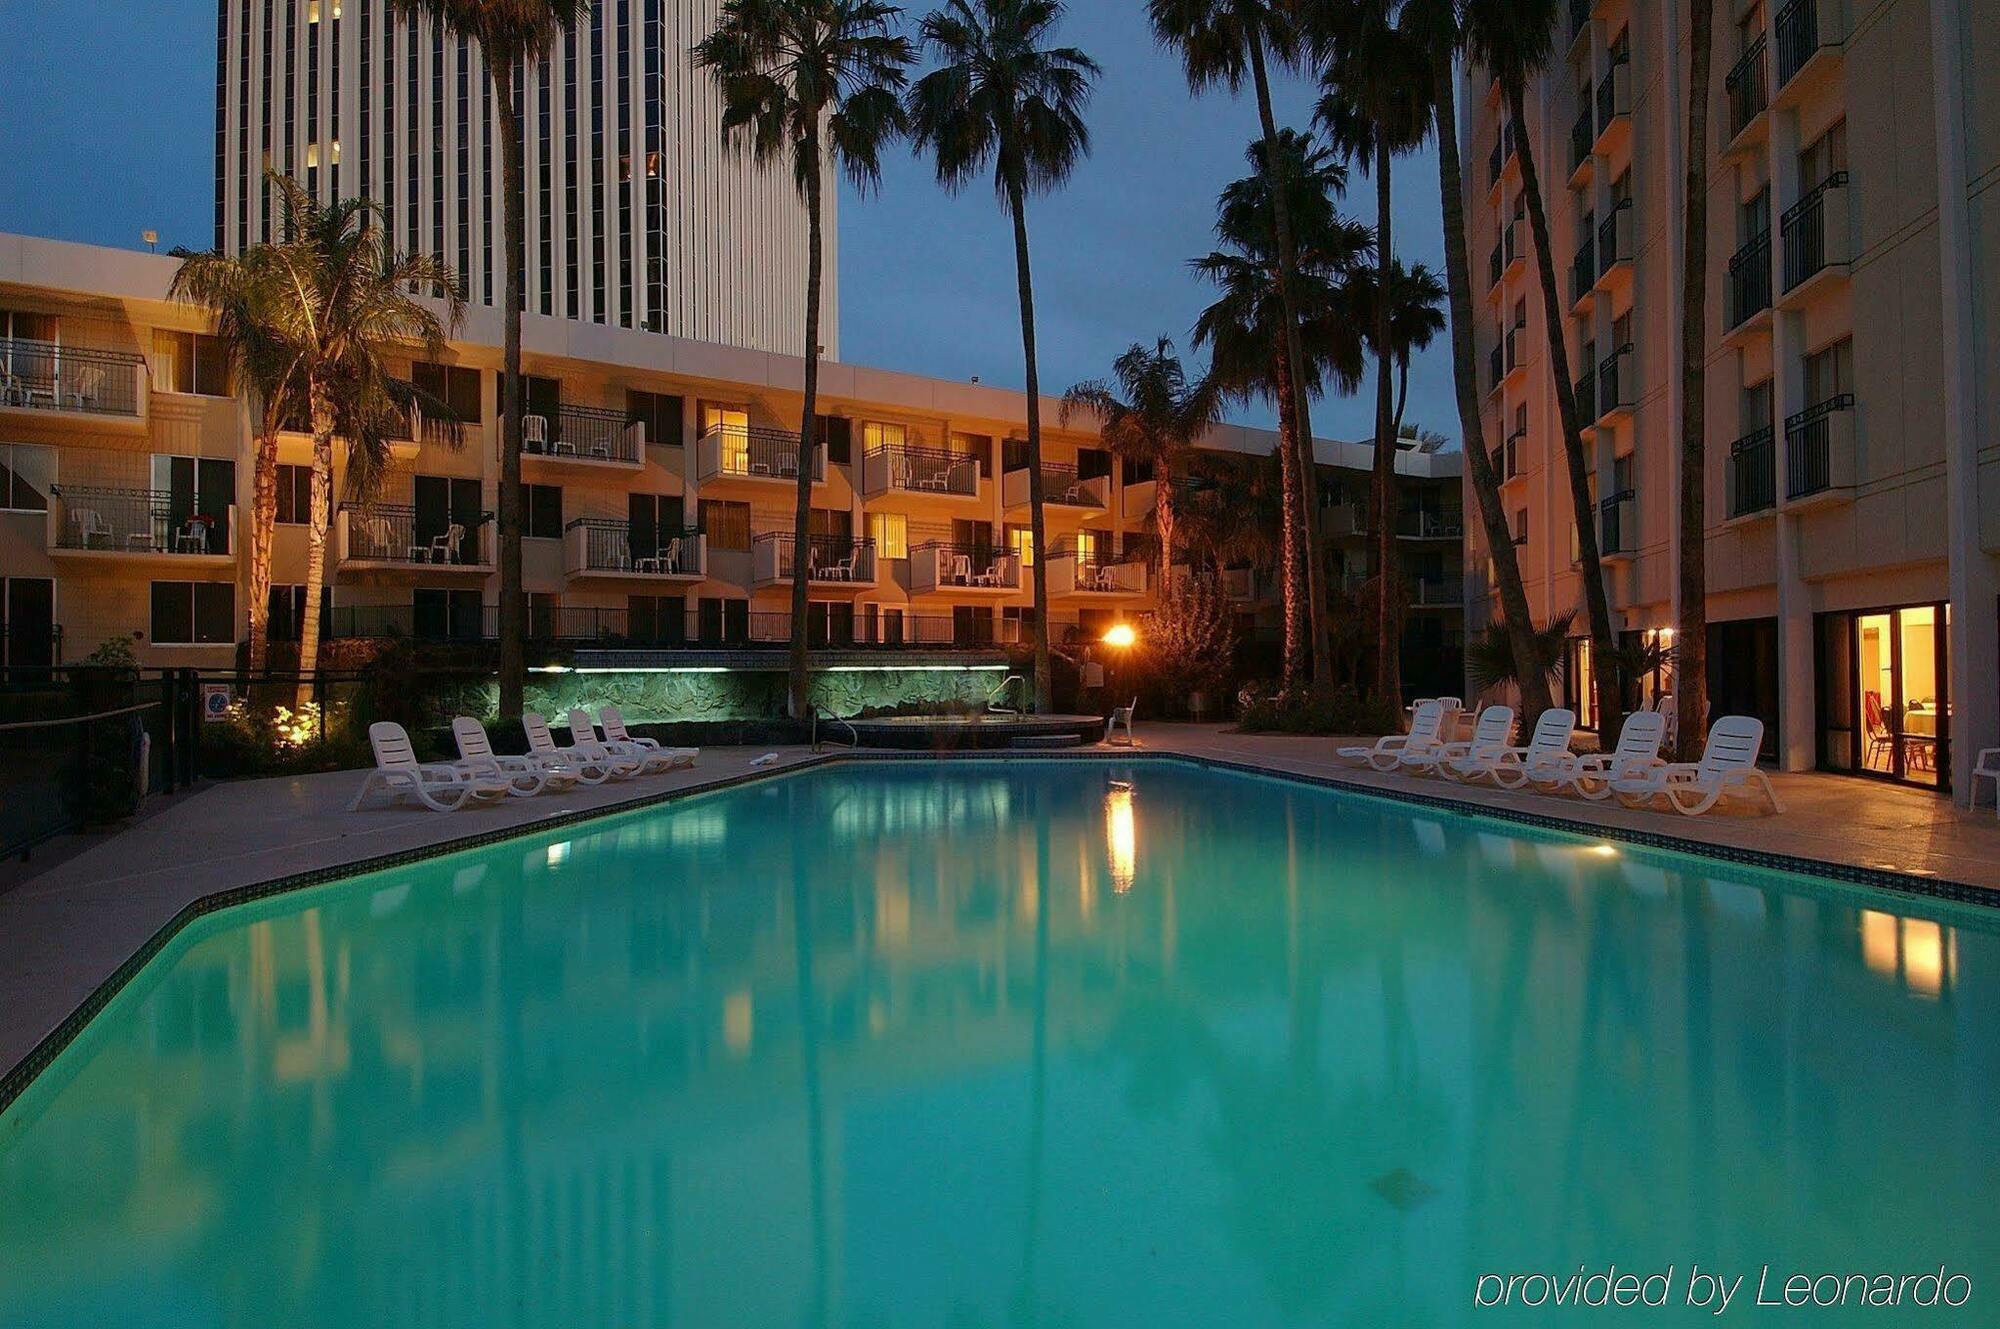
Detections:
[1103, 623, 1137, 650]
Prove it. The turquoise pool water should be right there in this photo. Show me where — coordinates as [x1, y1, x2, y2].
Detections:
[2, 761, 1996, 1327]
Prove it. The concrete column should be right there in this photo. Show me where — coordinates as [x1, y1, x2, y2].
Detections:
[1768, 109, 1815, 771]
[680, 391, 699, 528]
[1931, 0, 1998, 804]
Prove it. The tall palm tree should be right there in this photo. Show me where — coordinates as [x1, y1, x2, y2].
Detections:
[169, 244, 304, 674]
[1060, 338, 1222, 591]
[391, 0, 589, 722]
[697, 0, 913, 718]
[1347, 258, 1446, 440]
[232, 175, 464, 705]
[1148, 0, 1334, 688]
[1408, 0, 1553, 721]
[1461, 0, 1622, 743]
[1314, 4, 1434, 705]
[1676, 0, 1718, 758]
[1175, 449, 1286, 587]
[908, 0, 1096, 713]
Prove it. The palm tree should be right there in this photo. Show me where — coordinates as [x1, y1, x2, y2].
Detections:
[1465, 608, 1577, 704]
[1148, 0, 1334, 688]
[1314, 4, 1434, 705]
[390, 0, 590, 723]
[1347, 258, 1446, 441]
[697, 0, 913, 718]
[1175, 449, 1286, 587]
[1060, 338, 1222, 591]
[169, 245, 304, 674]
[229, 175, 464, 705]
[908, 0, 1096, 713]
[1461, 0, 1623, 743]
[1189, 132, 1371, 688]
[1676, 0, 1718, 758]
[1408, 0, 1552, 721]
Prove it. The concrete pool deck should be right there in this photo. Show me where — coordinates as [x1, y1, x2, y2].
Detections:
[5, 723, 1999, 1093]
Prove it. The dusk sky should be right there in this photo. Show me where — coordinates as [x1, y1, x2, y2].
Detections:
[0, 1, 1454, 445]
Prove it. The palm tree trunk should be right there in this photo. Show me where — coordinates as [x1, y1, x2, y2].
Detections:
[1272, 349, 1308, 691]
[1371, 140, 1402, 704]
[1009, 180, 1053, 712]
[1432, 61, 1551, 722]
[1247, 35, 1332, 688]
[1155, 469, 1176, 594]
[494, 62, 527, 721]
[1393, 354, 1411, 446]
[297, 383, 334, 713]
[245, 419, 280, 673]
[790, 142, 826, 720]
[1508, 79, 1622, 744]
[1677, 0, 1717, 760]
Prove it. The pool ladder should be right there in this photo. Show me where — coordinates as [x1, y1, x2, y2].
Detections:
[988, 674, 1028, 716]
[811, 706, 859, 753]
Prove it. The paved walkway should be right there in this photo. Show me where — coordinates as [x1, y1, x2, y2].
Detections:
[6, 725, 1998, 1092]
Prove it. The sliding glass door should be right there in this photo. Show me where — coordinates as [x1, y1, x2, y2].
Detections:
[1816, 603, 1950, 790]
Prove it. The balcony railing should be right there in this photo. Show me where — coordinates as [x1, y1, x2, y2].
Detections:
[1726, 36, 1769, 139]
[752, 532, 877, 586]
[1570, 104, 1594, 171]
[329, 603, 1036, 649]
[1775, 0, 1824, 86]
[51, 487, 232, 556]
[1728, 426, 1777, 516]
[1597, 345, 1635, 417]
[0, 339, 146, 419]
[1568, 0, 1590, 40]
[1595, 55, 1630, 134]
[1599, 490, 1637, 555]
[1489, 243, 1503, 289]
[523, 404, 644, 464]
[1571, 232, 1597, 306]
[1398, 509, 1465, 539]
[1782, 172, 1847, 291]
[1505, 325, 1526, 374]
[564, 518, 704, 577]
[1597, 200, 1632, 277]
[1408, 576, 1465, 608]
[1002, 462, 1108, 510]
[910, 541, 1023, 593]
[1727, 230, 1773, 328]
[1574, 367, 1598, 421]
[1048, 549, 1150, 597]
[862, 444, 980, 499]
[338, 503, 491, 566]
[1785, 394, 1854, 500]
[1489, 344, 1505, 393]
[697, 423, 825, 483]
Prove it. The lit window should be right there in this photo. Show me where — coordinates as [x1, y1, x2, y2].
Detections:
[869, 512, 907, 560]
[862, 421, 908, 451]
[1007, 525, 1035, 568]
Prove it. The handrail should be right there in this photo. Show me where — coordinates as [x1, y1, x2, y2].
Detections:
[811, 704, 858, 753]
[1784, 392, 1854, 432]
[1781, 171, 1848, 228]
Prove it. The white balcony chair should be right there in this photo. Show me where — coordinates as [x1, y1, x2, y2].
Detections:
[523, 711, 623, 784]
[950, 554, 973, 586]
[66, 365, 104, 410]
[429, 523, 466, 564]
[452, 717, 579, 796]
[349, 722, 512, 812]
[1106, 697, 1138, 746]
[599, 706, 697, 769]
[524, 413, 549, 451]
[70, 508, 110, 549]
[175, 519, 211, 554]
[1611, 716, 1783, 816]
[1339, 699, 1447, 771]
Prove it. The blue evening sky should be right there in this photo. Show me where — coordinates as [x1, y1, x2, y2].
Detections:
[0, 1, 1453, 444]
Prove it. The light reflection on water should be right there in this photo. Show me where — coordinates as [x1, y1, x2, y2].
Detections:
[0, 761, 1995, 1329]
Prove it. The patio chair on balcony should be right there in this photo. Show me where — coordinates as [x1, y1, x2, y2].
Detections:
[65, 366, 105, 410]
[174, 517, 212, 554]
[974, 557, 1012, 589]
[0, 370, 21, 405]
[950, 554, 973, 585]
[69, 508, 111, 549]
[430, 523, 467, 565]
[524, 413, 549, 452]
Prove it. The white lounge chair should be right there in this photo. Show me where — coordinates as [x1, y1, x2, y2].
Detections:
[599, 705, 697, 769]
[1489, 708, 1577, 789]
[565, 709, 652, 776]
[1611, 716, 1783, 816]
[523, 711, 625, 784]
[350, 721, 511, 812]
[1106, 697, 1137, 746]
[1339, 699, 1446, 771]
[1551, 709, 1667, 800]
[452, 716, 580, 796]
[1425, 705, 1517, 779]
[1975, 748, 2000, 818]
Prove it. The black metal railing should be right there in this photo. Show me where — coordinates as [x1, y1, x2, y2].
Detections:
[913, 541, 1022, 589]
[1489, 243, 1503, 288]
[52, 486, 231, 555]
[1571, 232, 1597, 305]
[1782, 172, 1846, 290]
[1489, 139, 1503, 188]
[0, 339, 145, 417]
[342, 503, 487, 565]
[872, 444, 980, 498]
[326, 603, 1057, 650]
[1727, 229, 1773, 327]
[1597, 200, 1631, 277]
[1398, 509, 1465, 539]
[1571, 104, 1594, 171]
[1407, 576, 1465, 607]
[1726, 36, 1769, 139]
[1599, 490, 1636, 554]
[1785, 394, 1853, 499]
[1596, 56, 1628, 134]
[759, 532, 877, 582]
[1504, 428, 1527, 479]
[566, 517, 701, 574]
[1490, 344, 1505, 392]
[700, 423, 824, 482]
[1597, 345, 1633, 415]
[1775, 0, 1822, 85]
[1728, 426, 1777, 516]
[1012, 461, 1107, 508]
[1574, 368, 1598, 421]
[523, 404, 641, 464]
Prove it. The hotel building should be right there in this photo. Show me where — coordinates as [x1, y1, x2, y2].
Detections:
[1459, 0, 1997, 799]
[0, 233, 1462, 687]
[213, 0, 828, 355]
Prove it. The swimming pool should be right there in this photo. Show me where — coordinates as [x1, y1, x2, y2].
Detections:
[2, 760, 1994, 1327]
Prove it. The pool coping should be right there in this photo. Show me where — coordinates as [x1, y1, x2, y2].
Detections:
[3, 747, 1993, 1117]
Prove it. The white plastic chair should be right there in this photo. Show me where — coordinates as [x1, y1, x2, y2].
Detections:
[1339, 700, 1446, 771]
[1414, 705, 1515, 778]
[1489, 708, 1577, 789]
[523, 711, 621, 784]
[349, 721, 511, 812]
[563, 709, 649, 777]
[1971, 748, 2000, 818]
[524, 414, 549, 450]
[1552, 709, 1668, 800]
[1611, 716, 1783, 816]
[599, 705, 697, 769]
[452, 717, 579, 796]
[1106, 697, 1138, 746]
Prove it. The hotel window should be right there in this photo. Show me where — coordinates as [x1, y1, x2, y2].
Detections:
[266, 585, 332, 643]
[589, 1, 606, 320]
[870, 512, 908, 561]
[1003, 438, 1032, 472]
[414, 587, 484, 640]
[862, 421, 908, 452]
[150, 581, 235, 646]
[1512, 508, 1528, 545]
[627, 391, 683, 448]
[153, 331, 233, 397]
[526, 484, 563, 539]
[702, 403, 750, 471]
[1799, 119, 1847, 190]
[0, 443, 54, 513]
[818, 416, 853, 465]
[1804, 337, 1852, 406]
[1744, 380, 1774, 433]
[702, 500, 751, 552]
[275, 464, 313, 525]
[1071, 528, 1104, 561]
[628, 594, 686, 645]
[1077, 448, 1112, 481]
[1006, 524, 1035, 567]
[953, 432, 994, 477]
[412, 362, 483, 421]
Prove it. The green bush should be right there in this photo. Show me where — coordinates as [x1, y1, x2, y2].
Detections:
[1235, 684, 1404, 736]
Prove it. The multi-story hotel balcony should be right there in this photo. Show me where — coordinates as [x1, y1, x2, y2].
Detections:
[1573, 364, 1599, 422]
[1047, 544, 1149, 600]
[1595, 200, 1634, 300]
[1504, 324, 1529, 383]
[1724, 35, 1771, 153]
[750, 532, 877, 591]
[1569, 103, 1595, 186]
[1780, 172, 1850, 303]
[1599, 489, 1638, 562]
[1596, 345, 1636, 425]
[522, 404, 646, 471]
[1002, 462, 1108, 513]
[336, 503, 496, 577]
[1407, 575, 1465, 609]
[563, 518, 705, 584]
[1487, 121, 1517, 200]
[1324, 501, 1366, 539]
[48, 487, 235, 568]
[1592, 53, 1633, 157]
[1491, 428, 1527, 484]
[1784, 394, 1856, 505]
[1399, 507, 1466, 541]
[0, 340, 148, 431]
[1726, 230, 1774, 337]
[1570, 231, 1597, 312]
[696, 423, 827, 493]
[1566, 0, 1592, 52]
[1774, 0, 1842, 103]
[909, 541, 1023, 595]
[1727, 425, 1778, 519]
[859, 444, 982, 510]
[1488, 343, 1505, 397]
